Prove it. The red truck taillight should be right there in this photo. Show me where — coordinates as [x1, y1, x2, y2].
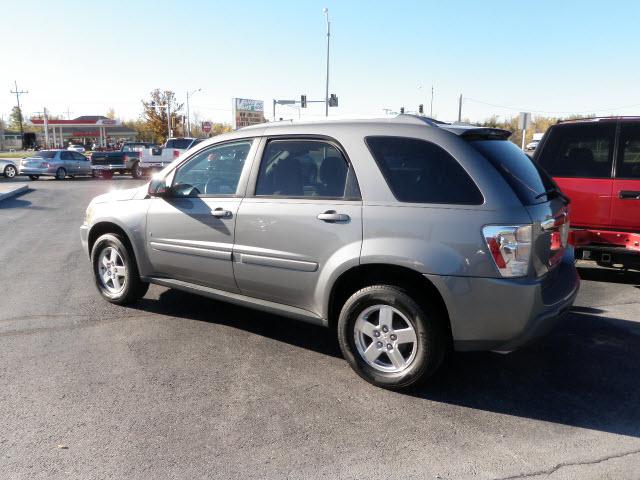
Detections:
[483, 225, 533, 277]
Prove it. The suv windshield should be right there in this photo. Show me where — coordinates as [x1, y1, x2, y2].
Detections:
[34, 151, 57, 159]
[471, 140, 554, 205]
[165, 139, 194, 149]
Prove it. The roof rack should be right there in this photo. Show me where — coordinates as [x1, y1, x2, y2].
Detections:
[394, 114, 448, 127]
[557, 116, 640, 124]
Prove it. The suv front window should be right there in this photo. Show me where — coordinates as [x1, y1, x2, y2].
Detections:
[172, 140, 252, 196]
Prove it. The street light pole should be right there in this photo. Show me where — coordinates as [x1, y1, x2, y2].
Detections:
[186, 88, 201, 137]
[323, 8, 330, 117]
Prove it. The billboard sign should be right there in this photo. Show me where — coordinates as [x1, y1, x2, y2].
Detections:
[232, 98, 266, 130]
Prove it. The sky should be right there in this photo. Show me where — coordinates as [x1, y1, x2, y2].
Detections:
[2, 0, 640, 126]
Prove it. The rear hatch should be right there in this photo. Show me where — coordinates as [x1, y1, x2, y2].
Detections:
[467, 132, 570, 278]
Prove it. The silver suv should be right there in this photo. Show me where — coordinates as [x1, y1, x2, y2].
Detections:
[80, 116, 580, 389]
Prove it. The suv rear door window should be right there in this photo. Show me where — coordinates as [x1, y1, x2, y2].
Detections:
[617, 124, 640, 179]
[255, 139, 359, 199]
[471, 139, 553, 205]
[165, 139, 194, 149]
[537, 123, 615, 178]
[365, 136, 483, 205]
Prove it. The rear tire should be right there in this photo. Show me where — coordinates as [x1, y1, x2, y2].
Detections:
[55, 167, 66, 180]
[91, 233, 149, 305]
[131, 161, 142, 179]
[4, 164, 17, 178]
[337, 285, 446, 390]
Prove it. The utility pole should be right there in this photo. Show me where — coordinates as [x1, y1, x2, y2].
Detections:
[44, 107, 49, 148]
[323, 8, 330, 117]
[457, 94, 463, 122]
[10, 80, 28, 150]
[167, 100, 172, 139]
[430, 85, 434, 117]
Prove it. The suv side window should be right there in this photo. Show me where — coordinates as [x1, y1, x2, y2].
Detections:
[538, 124, 615, 178]
[617, 124, 640, 179]
[171, 140, 253, 196]
[255, 139, 359, 198]
[365, 136, 483, 205]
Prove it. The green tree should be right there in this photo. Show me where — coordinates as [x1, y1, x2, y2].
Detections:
[141, 90, 184, 143]
[8, 106, 23, 132]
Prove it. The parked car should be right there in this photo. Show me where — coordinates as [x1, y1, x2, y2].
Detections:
[90, 142, 156, 179]
[0, 158, 18, 179]
[68, 144, 86, 153]
[80, 116, 579, 389]
[525, 139, 540, 151]
[20, 150, 92, 180]
[535, 117, 640, 270]
[138, 137, 203, 175]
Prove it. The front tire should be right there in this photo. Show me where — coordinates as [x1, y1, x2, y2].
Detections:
[337, 285, 446, 390]
[91, 233, 149, 305]
[4, 164, 17, 178]
[55, 167, 66, 180]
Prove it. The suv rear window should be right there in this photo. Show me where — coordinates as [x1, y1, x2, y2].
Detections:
[165, 139, 194, 149]
[471, 140, 553, 205]
[365, 136, 483, 205]
[536, 123, 615, 178]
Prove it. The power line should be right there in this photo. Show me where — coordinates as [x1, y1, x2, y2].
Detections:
[464, 96, 640, 115]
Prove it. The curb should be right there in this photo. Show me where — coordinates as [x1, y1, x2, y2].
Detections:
[0, 184, 28, 202]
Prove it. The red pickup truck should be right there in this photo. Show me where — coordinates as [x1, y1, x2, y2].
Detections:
[534, 117, 640, 270]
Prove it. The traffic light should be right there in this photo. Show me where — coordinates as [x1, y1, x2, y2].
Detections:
[301, 95, 307, 108]
[329, 94, 338, 107]
[400, 107, 405, 114]
[418, 104, 424, 115]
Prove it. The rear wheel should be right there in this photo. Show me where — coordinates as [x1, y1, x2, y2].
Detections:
[131, 161, 142, 179]
[337, 285, 446, 390]
[91, 233, 149, 305]
[55, 167, 66, 180]
[3, 164, 17, 178]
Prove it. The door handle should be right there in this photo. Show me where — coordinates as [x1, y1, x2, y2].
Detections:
[317, 210, 350, 222]
[211, 208, 232, 218]
[619, 190, 640, 200]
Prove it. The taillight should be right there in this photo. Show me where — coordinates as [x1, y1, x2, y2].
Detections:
[173, 150, 180, 159]
[483, 225, 532, 277]
[41, 162, 50, 167]
[544, 212, 569, 268]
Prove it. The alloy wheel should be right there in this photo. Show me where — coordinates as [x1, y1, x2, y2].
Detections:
[353, 304, 418, 373]
[5, 165, 16, 178]
[97, 246, 127, 294]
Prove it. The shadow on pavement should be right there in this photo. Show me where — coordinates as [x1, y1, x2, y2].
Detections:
[578, 266, 640, 286]
[0, 190, 48, 210]
[135, 288, 640, 437]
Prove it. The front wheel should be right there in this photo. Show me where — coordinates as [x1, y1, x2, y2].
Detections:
[4, 164, 17, 178]
[337, 285, 447, 390]
[55, 167, 66, 180]
[91, 233, 149, 305]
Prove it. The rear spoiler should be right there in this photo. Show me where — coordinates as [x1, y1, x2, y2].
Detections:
[454, 128, 511, 141]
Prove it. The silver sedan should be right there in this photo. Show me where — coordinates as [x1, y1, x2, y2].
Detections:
[19, 150, 93, 180]
[0, 158, 18, 179]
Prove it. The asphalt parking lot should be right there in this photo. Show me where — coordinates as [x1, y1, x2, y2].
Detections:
[1, 177, 639, 480]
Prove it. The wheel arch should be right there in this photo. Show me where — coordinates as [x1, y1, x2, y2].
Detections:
[88, 221, 143, 273]
[327, 263, 452, 339]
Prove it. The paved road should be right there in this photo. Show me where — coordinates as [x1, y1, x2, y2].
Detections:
[1, 177, 639, 480]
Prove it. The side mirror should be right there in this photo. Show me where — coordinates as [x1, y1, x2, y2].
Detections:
[148, 177, 169, 197]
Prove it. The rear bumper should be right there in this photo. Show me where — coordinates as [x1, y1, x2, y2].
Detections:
[139, 162, 169, 169]
[570, 228, 640, 252]
[426, 249, 580, 352]
[91, 165, 126, 171]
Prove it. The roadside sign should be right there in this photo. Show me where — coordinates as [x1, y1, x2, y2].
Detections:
[202, 121, 212, 133]
[232, 98, 266, 130]
[518, 112, 531, 130]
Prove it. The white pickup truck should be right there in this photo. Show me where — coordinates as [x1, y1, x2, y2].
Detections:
[138, 137, 203, 175]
